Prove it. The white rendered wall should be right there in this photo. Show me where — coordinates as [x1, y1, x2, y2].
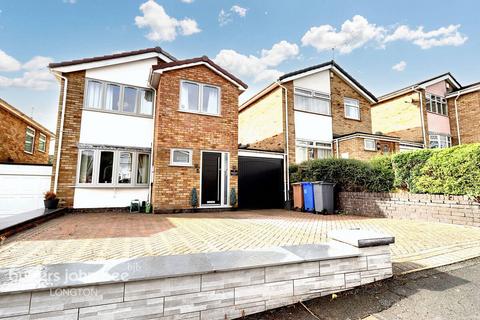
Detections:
[293, 69, 331, 94]
[85, 58, 158, 88]
[294, 111, 333, 142]
[0, 164, 52, 217]
[73, 188, 150, 209]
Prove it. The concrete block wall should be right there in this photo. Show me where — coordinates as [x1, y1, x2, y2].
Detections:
[338, 192, 480, 227]
[0, 245, 392, 320]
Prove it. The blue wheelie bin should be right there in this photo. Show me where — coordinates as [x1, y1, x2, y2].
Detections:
[301, 182, 315, 212]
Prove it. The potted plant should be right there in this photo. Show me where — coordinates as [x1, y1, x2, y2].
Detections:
[44, 191, 59, 209]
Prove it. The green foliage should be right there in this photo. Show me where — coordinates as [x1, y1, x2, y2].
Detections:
[391, 149, 436, 192]
[230, 188, 237, 207]
[370, 155, 395, 192]
[289, 157, 393, 192]
[414, 144, 480, 198]
[190, 188, 198, 208]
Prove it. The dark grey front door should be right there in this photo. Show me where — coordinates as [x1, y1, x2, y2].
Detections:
[201, 152, 221, 205]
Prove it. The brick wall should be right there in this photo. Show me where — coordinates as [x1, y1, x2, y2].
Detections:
[152, 65, 240, 210]
[330, 72, 372, 136]
[283, 81, 296, 165]
[338, 192, 480, 227]
[0, 106, 51, 164]
[333, 138, 399, 161]
[50, 71, 85, 207]
[448, 91, 480, 145]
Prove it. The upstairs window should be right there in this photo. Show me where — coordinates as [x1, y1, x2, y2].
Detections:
[180, 81, 220, 115]
[84, 79, 153, 116]
[426, 94, 447, 116]
[24, 127, 35, 154]
[294, 88, 331, 115]
[38, 133, 47, 153]
[344, 98, 360, 120]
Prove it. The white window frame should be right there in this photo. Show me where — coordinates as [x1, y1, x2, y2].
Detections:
[75, 148, 151, 187]
[24, 127, 35, 154]
[293, 87, 331, 115]
[295, 139, 333, 163]
[429, 134, 452, 149]
[84, 78, 154, 117]
[426, 93, 448, 116]
[38, 133, 47, 153]
[179, 80, 221, 116]
[136, 153, 151, 185]
[170, 148, 193, 167]
[364, 139, 376, 151]
[344, 98, 360, 120]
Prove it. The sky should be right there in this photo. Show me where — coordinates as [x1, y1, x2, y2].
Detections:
[0, 0, 478, 134]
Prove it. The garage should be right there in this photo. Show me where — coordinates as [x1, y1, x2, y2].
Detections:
[238, 150, 286, 209]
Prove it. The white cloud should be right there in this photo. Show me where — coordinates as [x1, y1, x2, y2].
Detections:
[0, 54, 56, 90]
[62, 0, 77, 4]
[0, 50, 22, 72]
[180, 0, 193, 3]
[302, 15, 468, 54]
[301, 15, 385, 54]
[392, 60, 407, 72]
[231, 5, 247, 17]
[135, 0, 200, 42]
[213, 40, 299, 83]
[384, 24, 468, 49]
[218, 5, 248, 26]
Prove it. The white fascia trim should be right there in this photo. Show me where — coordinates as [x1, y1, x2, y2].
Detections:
[446, 85, 480, 98]
[331, 66, 376, 104]
[50, 52, 173, 73]
[377, 87, 415, 102]
[279, 65, 331, 84]
[153, 62, 247, 91]
[238, 150, 285, 159]
[399, 140, 425, 148]
[421, 75, 461, 90]
[239, 82, 279, 111]
[333, 133, 400, 144]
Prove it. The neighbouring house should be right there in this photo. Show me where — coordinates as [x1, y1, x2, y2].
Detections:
[446, 82, 480, 145]
[239, 60, 404, 164]
[0, 98, 54, 164]
[49, 47, 247, 211]
[372, 73, 461, 149]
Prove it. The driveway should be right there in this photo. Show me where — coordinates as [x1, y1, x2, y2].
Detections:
[1, 210, 480, 274]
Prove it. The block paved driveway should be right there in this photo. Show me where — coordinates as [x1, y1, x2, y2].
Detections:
[1, 210, 480, 274]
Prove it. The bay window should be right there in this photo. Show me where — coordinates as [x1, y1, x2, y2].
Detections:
[180, 80, 220, 115]
[295, 140, 332, 164]
[294, 88, 331, 115]
[84, 79, 153, 116]
[76, 148, 150, 186]
[344, 98, 360, 120]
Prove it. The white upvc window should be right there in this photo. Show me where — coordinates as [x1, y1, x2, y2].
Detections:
[38, 133, 47, 153]
[429, 134, 452, 149]
[344, 98, 360, 120]
[364, 139, 376, 151]
[84, 79, 154, 116]
[426, 94, 447, 116]
[170, 149, 193, 166]
[24, 127, 35, 154]
[295, 140, 332, 164]
[294, 87, 331, 115]
[76, 148, 151, 186]
[180, 80, 220, 115]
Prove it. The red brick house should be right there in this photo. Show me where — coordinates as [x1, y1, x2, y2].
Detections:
[239, 61, 404, 164]
[49, 48, 247, 211]
[0, 98, 54, 164]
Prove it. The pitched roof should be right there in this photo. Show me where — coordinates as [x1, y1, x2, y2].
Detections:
[446, 80, 480, 98]
[377, 72, 462, 102]
[152, 56, 248, 90]
[0, 98, 55, 137]
[49, 47, 176, 69]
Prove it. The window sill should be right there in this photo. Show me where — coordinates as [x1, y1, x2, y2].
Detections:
[364, 149, 377, 152]
[83, 107, 153, 119]
[426, 111, 449, 117]
[344, 116, 361, 122]
[178, 110, 221, 118]
[24, 150, 34, 155]
[169, 163, 194, 168]
[75, 185, 149, 189]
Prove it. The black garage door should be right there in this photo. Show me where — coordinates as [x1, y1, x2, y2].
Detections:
[238, 156, 285, 209]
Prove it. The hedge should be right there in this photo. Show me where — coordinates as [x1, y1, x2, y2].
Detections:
[414, 144, 480, 198]
[290, 143, 480, 198]
[289, 158, 394, 192]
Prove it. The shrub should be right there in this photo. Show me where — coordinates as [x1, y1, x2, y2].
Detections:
[414, 144, 480, 198]
[391, 149, 436, 192]
[369, 155, 395, 192]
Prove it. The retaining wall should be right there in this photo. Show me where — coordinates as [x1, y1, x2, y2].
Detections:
[338, 192, 480, 227]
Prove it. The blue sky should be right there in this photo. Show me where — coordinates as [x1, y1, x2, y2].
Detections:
[0, 0, 478, 133]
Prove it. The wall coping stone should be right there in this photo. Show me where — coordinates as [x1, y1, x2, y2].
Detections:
[0, 233, 384, 295]
[329, 229, 395, 248]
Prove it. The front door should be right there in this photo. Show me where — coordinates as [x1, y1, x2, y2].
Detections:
[201, 152, 222, 205]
